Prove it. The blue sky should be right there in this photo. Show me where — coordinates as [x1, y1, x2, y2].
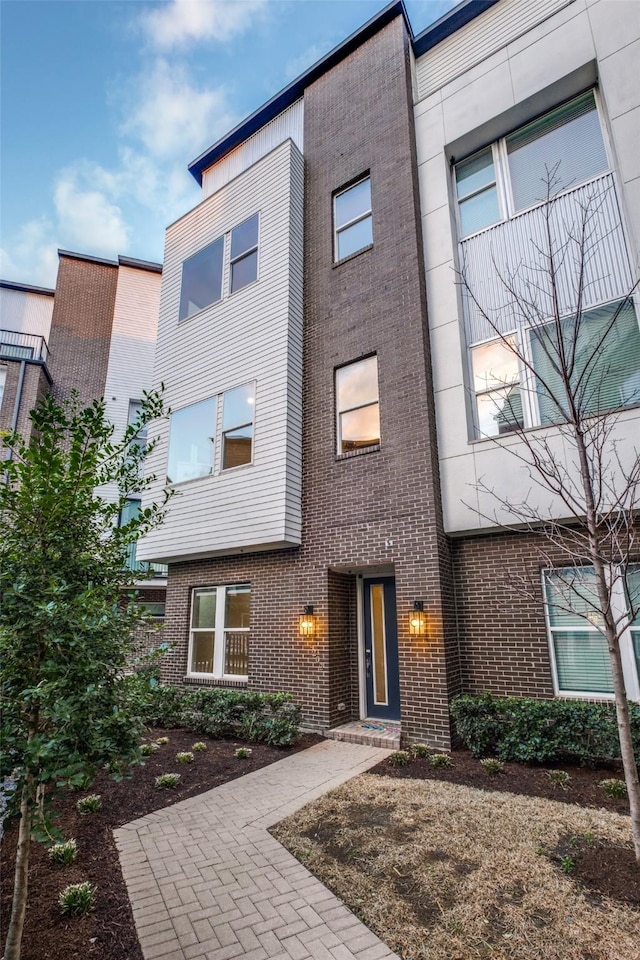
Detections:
[1, 0, 455, 287]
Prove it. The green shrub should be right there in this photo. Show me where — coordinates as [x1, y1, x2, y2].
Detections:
[600, 778, 627, 799]
[155, 736, 169, 745]
[547, 770, 571, 790]
[59, 881, 96, 916]
[560, 856, 575, 875]
[155, 773, 181, 789]
[140, 742, 159, 757]
[191, 742, 207, 752]
[480, 758, 504, 776]
[451, 693, 640, 765]
[48, 839, 78, 866]
[429, 753, 453, 768]
[76, 794, 101, 814]
[235, 747, 252, 759]
[390, 751, 411, 766]
[175, 751, 194, 764]
[411, 744, 430, 759]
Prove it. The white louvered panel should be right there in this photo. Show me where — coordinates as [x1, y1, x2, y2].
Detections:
[138, 140, 304, 564]
[461, 172, 633, 344]
[0, 287, 54, 338]
[201, 99, 304, 200]
[416, 0, 573, 100]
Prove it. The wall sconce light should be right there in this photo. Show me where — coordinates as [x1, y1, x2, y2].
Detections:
[299, 605, 315, 637]
[409, 600, 427, 636]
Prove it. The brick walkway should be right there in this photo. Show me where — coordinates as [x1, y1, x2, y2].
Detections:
[115, 739, 400, 960]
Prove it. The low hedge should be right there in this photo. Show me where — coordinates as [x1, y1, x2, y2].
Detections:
[450, 693, 640, 766]
[126, 679, 302, 747]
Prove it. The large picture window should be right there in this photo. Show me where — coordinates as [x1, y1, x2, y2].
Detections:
[189, 584, 250, 678]
[336, 355, 380, 454]
[455, 91, 608, 238]
[167, 397, 216, 484]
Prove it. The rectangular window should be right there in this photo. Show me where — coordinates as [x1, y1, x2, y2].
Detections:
[222, 382, 254, 469]
[336, 355, 380, 454]
[334, 177, 373, 261]
[230, 214, 259, 293]
[179, 237, 224, 321]
[127, 399, 147, 454]
[626, 566, 640, 683]
[471, 336, 523, 437]
[455, 91, 608, 238]
[139, 600, 166, 618]
[0, 367, 6, 409]
[189, 584, 250, 678]
[167, 397, 216, 484]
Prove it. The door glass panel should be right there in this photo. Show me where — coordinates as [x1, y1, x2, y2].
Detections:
[370, 584, 388, 705]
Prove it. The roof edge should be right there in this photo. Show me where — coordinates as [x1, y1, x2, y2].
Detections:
[58, 248, 119, 268]
[118, 255, 162, 274]
[0, 279, 55, 297]
[188, 0, 409, 185]
[413, 0, 500, 56]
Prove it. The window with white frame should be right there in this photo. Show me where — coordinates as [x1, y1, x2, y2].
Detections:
[334, 177, 372, 261]
[471, 299, 640, 438]
[189, 584, 250, 678]
[178, 213, 260, 321]
[128, 399, 147, 455]
[0, 367, 6, 409]
[336, 355, 380, 454]
[455, 91, 609, 238]
[544, 565, 640, 699]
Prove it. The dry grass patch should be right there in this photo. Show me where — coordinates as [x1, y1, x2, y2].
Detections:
[271, 774, 640, 960]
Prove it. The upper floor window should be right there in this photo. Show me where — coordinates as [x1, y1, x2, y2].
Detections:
[179, 213, 260, 321]
[0, 367, 6, 409]
[455, 91, 608, 238]
[336, 355, 380, 454]
[222, 383, 255, 469]
[334, 177, 372, 261]
[230, 214, 259, 293]
[471, 300, 640, 438]
[127, 399, 147, 454]
[167, 397, 216, 484]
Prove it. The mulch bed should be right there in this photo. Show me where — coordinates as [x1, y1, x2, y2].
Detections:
[0, 728, 320, 960]
[370, 748, 636, 907]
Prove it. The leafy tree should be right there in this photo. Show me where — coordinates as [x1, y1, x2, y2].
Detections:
[0, 390, 170, 960]
[460, 173, 640, 864]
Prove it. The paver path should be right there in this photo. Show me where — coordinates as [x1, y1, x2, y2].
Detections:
[116, 739, 400, 960]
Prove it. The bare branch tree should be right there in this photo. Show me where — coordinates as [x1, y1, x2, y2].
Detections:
[459, 170, 640, 864]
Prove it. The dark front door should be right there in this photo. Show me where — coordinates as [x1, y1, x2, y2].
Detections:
[363, 577, 400, 720]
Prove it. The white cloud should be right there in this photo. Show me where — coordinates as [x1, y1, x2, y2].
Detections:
[0, 218, 59, 287]
[284, 40, 333, 82]
[140, 0, 266, 51]
[122, 59, 235, 161]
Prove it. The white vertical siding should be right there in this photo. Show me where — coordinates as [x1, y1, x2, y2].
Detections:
[0, 287, 54, 339]
[415, 0, 575, 101]
[138, 139, 304, 563]
[201, 100, 303, 200]
[97, 266, 161, 505]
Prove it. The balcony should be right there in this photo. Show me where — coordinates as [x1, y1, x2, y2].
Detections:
[124, 541, 168, 579]
[0, 330, 50, 364]
[460, 172, 634, 343]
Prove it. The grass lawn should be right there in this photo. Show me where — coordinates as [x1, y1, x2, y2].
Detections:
[272, 773, 640, 960]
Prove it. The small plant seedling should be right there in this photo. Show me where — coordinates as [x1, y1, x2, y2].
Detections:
[429, 753, 453, 768]
[140, 742, 159, 757]
[59, 881, 97, 917]
[156, 737, 169, 745]
[76, 794, 102, 814]
[600, 778, 627, 799]
[411, 744, 430, 759]
[192, 742, 207, 752]
[560, 855, 575, 875]
[546, 770, 570, 790]
[389, 750, 411, 766]
[175, 751, 194, 764]
[480, 758, 504, 776]
[235, 747, 252, 759]
[155, 773, 181, 789]
[48, 839, 78, 866]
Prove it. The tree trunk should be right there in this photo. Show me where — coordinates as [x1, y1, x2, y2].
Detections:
[3, 777, 33, 960]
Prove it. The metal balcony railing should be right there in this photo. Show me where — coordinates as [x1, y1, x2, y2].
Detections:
[0, 330, 50, 364]
[224, 632, 249, 676]
[124, 541, 168, 578]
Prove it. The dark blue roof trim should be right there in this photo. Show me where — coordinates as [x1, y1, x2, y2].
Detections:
[0, 279, 55, 296]
[413, 0, 500, 56]
[58, 248, 118, 268]
[119, 255, 162, 274]
[188, 0, 410, 185]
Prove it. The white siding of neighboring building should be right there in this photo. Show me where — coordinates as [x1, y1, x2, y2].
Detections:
[138, 139, 304, 563]
[201, 99, 304, 200]
[97, 264, 162, 506]
[414, 0, 640, 534]
[0, 287, 54, 339]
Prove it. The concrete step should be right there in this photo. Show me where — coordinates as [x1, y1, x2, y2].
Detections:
[325, 719, 401, 750]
